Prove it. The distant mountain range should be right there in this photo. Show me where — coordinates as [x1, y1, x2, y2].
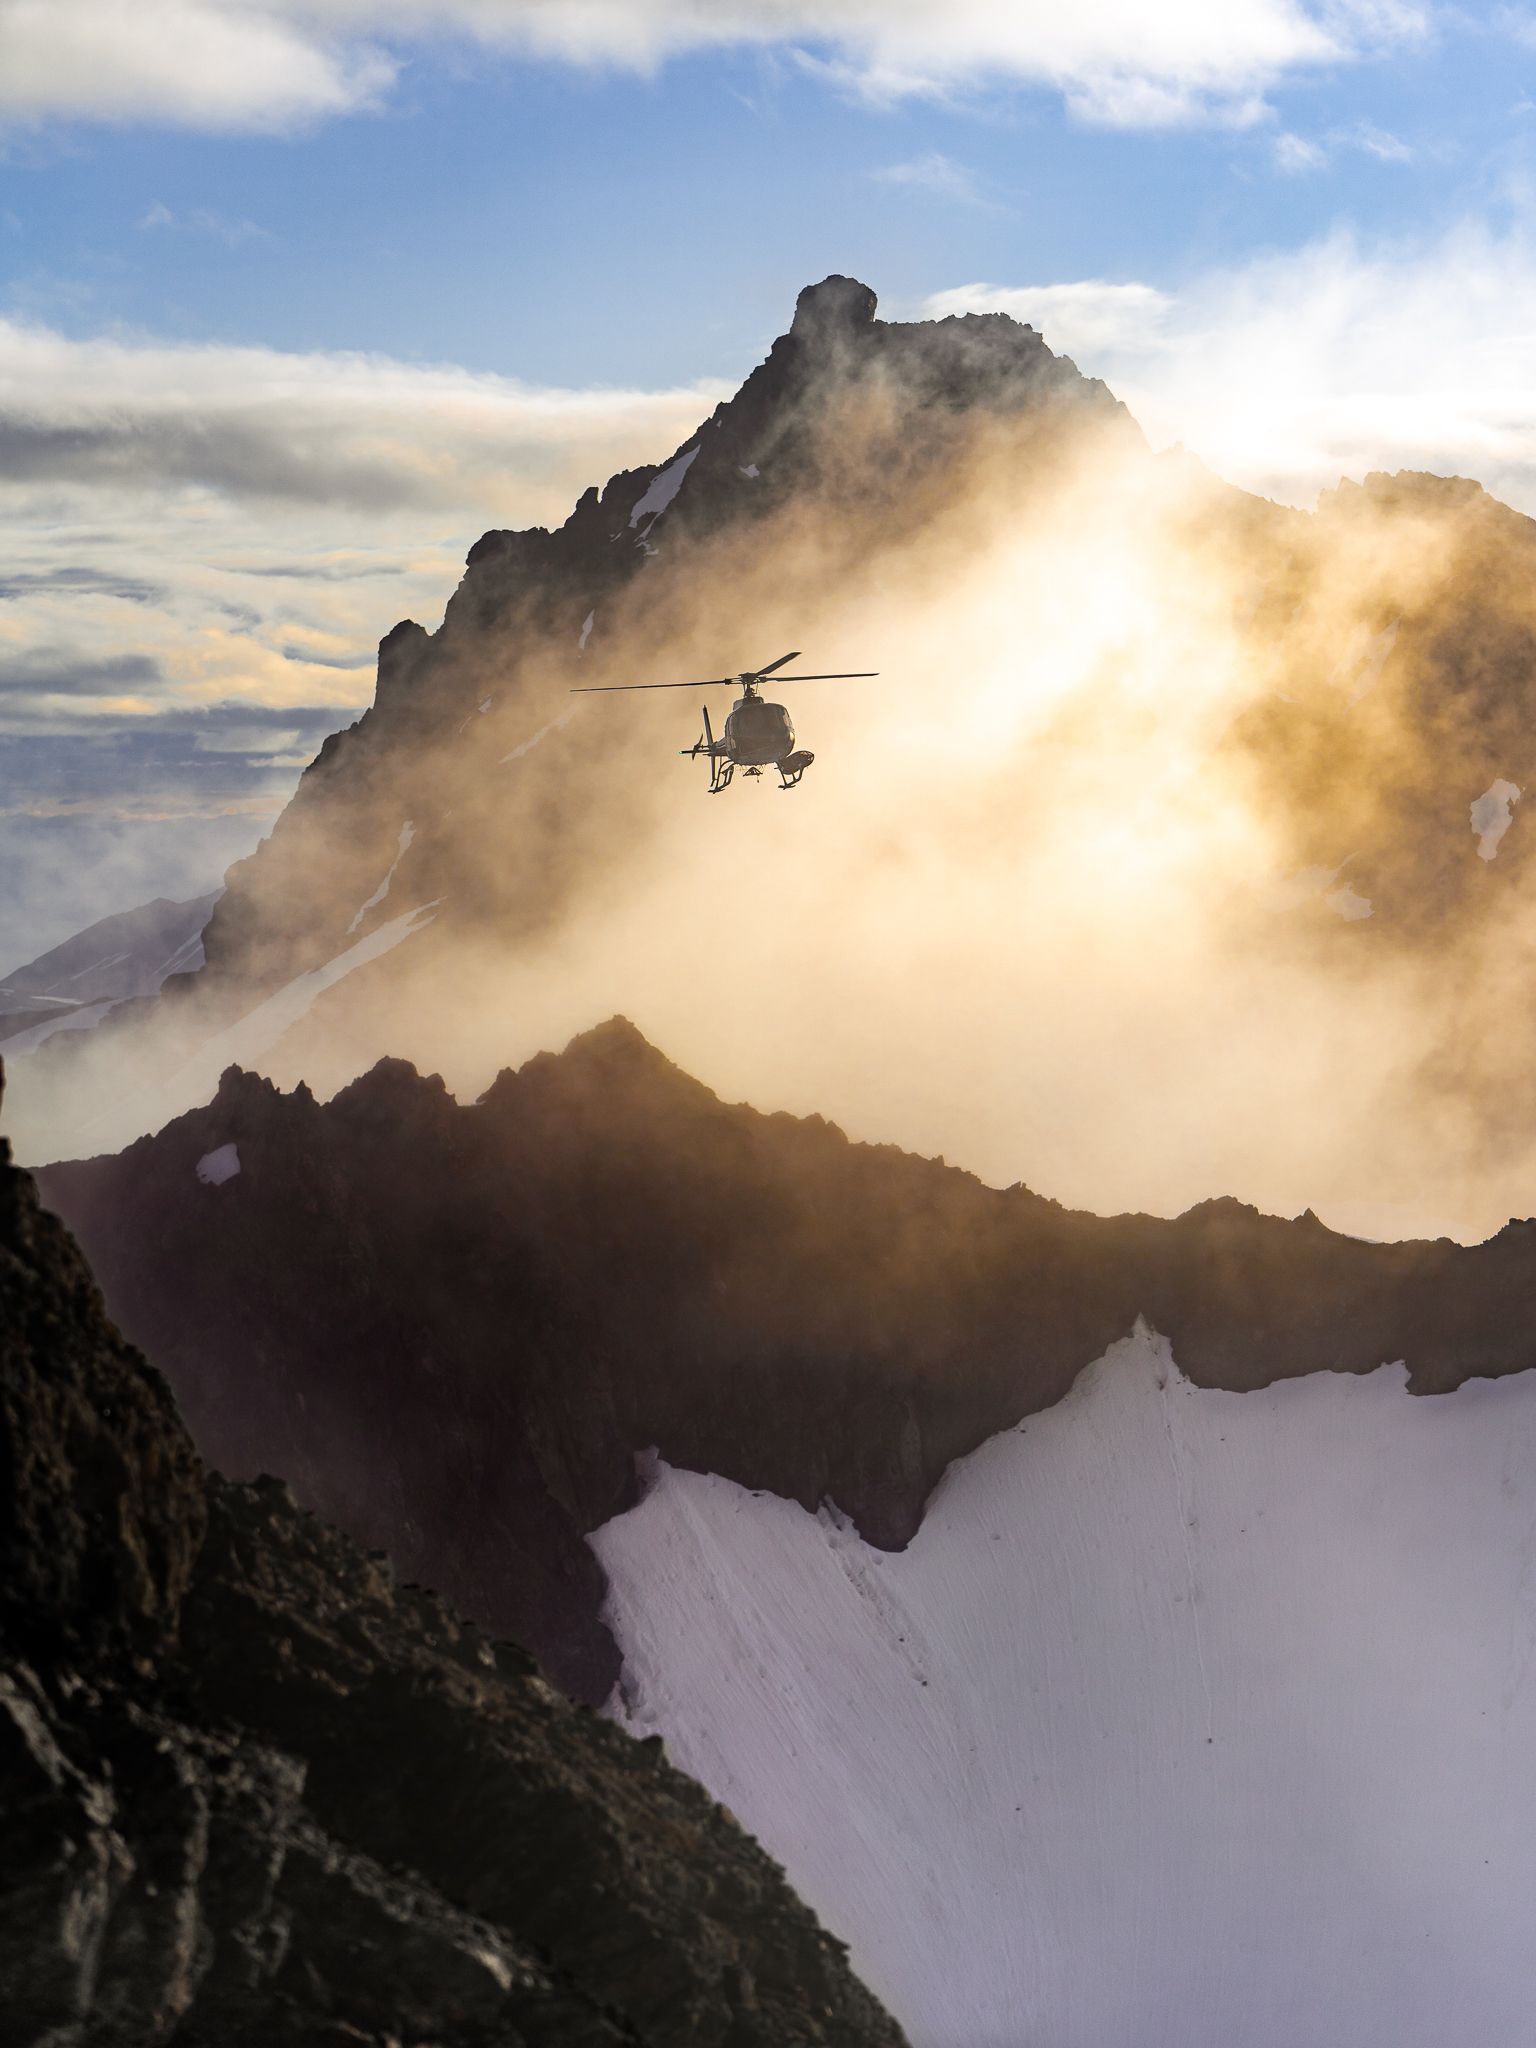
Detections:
[0, 889, 218, 1054]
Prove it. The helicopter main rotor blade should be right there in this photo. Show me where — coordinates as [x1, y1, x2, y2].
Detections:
[747, 650, 800, 679]
[570, 660, 877, 693]
[570, 677, 733, 693]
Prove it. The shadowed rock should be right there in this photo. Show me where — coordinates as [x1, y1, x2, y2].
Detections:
[0, 1060, 907, 2047]
[38, 1019, 1536, 1710]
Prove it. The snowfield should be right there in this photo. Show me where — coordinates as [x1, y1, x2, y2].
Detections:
[594, 1325, 1536, 2048]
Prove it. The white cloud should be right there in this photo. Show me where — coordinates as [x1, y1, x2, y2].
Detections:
[873, 150, 985, 203]
[0, 0, 1428, 133]
[1352, 117, 1411, 159]
[136, 199, 274, 245]
[1269, 115, 1413, 173]
[0, 317, 725, 512]
[0, 0, 395, 132]
[925, 223, 1536, 515]
[1272, 127, 1327, 170]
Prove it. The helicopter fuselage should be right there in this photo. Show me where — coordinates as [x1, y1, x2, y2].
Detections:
[721, 691, 796, 767]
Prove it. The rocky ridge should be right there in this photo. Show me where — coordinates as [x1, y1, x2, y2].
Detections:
[0, 1061, 907, 2046]
[39, 1019, 1536, 1707]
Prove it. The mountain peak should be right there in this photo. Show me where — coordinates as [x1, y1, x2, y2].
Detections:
[791, 274, 879, 346]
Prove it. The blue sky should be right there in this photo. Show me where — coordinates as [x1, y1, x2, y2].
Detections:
[6, 0, 1536, 962]
[6, 9, 1536, 386]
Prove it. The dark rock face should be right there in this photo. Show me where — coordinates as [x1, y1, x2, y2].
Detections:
[38, 1020, 1536, 1714]
[0, 1074, 907, 2047]
[0, 1109, 204, 1658]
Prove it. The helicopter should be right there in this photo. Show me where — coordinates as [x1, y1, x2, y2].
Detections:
[571, 650, 877, 792]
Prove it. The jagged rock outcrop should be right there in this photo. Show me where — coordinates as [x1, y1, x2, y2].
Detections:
[38, 1019, 1536, 1709]
[0, 1066, 907, 2047]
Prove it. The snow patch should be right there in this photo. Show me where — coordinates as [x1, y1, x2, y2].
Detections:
[595, 1326, 1536, 2048]
[739, 463, 760, 478]
[578, 610, 595, 652]
[628, 445, 699, 533]
[347, 821, 415, 934]
[195, 1142, 241, 1187]
[478, 697, 492, 715]
[1471, 779, 1521, 860]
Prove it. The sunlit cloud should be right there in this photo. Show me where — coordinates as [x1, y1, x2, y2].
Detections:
[0, 317, 726, 513]
[922, 278, 1174, 357]
[0, 0, 1429, 134]
[924, 223, 1536, 513]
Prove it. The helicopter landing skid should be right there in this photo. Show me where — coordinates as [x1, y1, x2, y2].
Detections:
[707, 758, 734, 794]
[777, 749, 814, 790]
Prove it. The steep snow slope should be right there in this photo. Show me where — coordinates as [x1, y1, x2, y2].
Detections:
[596, 1325, 1536, 2048]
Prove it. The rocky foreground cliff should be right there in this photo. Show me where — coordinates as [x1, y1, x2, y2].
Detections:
[0, 1065, 906, 2047]
[39, 1018, 1536, 1709]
